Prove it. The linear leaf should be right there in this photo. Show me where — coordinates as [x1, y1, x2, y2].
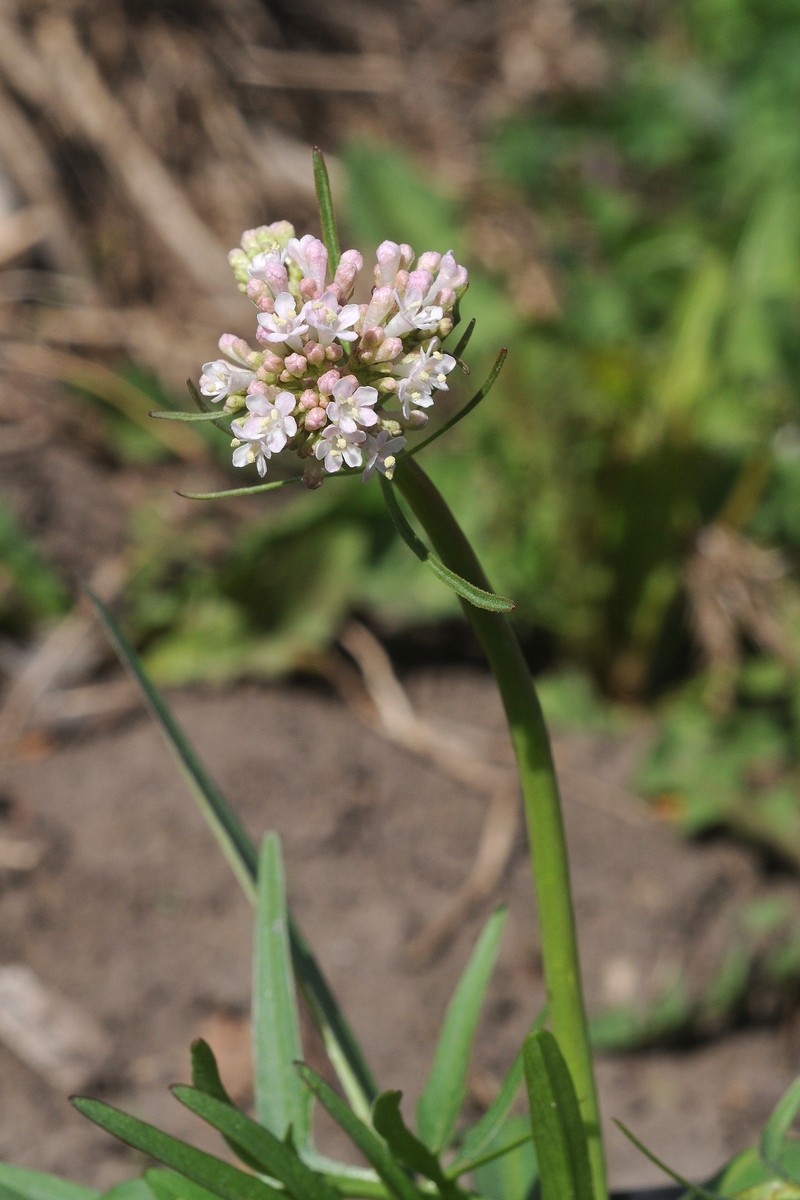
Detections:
[407, 349, 507, 458]
[613, 1122, 721, 1200]
[177, 478, 303, 500]
[457, 1131, 532, 1176]
[300, 1155, 386, 1199]
[450, 319, 476, 364]
[372, 1092, 452, 1193]
[101, 1183, 154, 1200]
[144, 1170, 218, 1200]
[71, 1098, 281, 1200]
[416, 906, 507, 1153]
[312, 149, 340, 272]
[295, 1065, 422, 1200]
[172, 1088, 336, 1200]
[88, 595, 377, 1118]
[523, 1031, 593, 1200]
[447, 1007, 548, 1178]
[379, 481, 514, 613]
[190, 1040, 263, 1173]
[151, 410, 231, 423]
[471, 1116, 537, 1200]
[254, 834, 311, 1145]
[0, 1167, 98, 1200]
[185, 380, 234, 437]
[761, 1075, 800, 1179]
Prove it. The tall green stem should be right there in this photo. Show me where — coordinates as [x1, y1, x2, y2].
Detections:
[394, 457, 607, 1200]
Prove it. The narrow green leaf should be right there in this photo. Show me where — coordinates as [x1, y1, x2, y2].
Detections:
[177, 478, 303, 500]
[150, 410, 231, 423]
[172, 1088, 336, 1200]
[312, 149, 340, 272]
[0, 1184, 40, 1200]
[372, 1092, 452, 1193]
[450, 319, 476, 363]
[379, 481, 514, 614]
[101, 1183, 154, 1200]
[417, 906, 507, 1153]
[190, 1040, 263, 1173]
[761, 1076, 800, 1178]
[471, 1115, 537, 1200]
[447, 1007, 548, 1178]
[185, 380, 233, 437]
[407, 350, 507, 458]
[299, 1155, 386, 1199]
[88, 595, 378, 1120]
[145, 1170, 218, 1200]
[295, 1065, 423, 1200]
[457, 1132, 532, 1176]
[523, 1031, 593, 1200]
[613, 1122, 721, 1200]
[254, 833, 311, 1145]
[71, 1097, 281, 1200]
[0, 1167, 98, 1200]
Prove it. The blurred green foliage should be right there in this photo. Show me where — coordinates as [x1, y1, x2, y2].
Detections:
[0, 500, 68, 638]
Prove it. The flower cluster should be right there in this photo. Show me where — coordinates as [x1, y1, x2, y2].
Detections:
[198, 222, 466, 487]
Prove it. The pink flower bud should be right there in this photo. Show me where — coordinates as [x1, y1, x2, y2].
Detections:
[438, 287, 456, 308]
[394, 269, 410, 292]
[418, 251, 441, 274]
[438, 317, 454, 337]
[363, 285, 395, 329]
[264, 261, 289, 296]
[360, 326, 385, 351]
[306, 341, 326, 365]
[375, 240, 402, 285]
[318, 369, 341, 395]
[334, 249, 363, 295]
[407, 269, 433, 293]
[325, 344, 344, 361]
[305, 238, 329, 291]
[299, 277, 320, 301]
[284, 353, 307, 376]
[257, 295, 275, 313]
[405, 409, 429, 429]
[304, 406, 328, 430]
[218, 333, 251, 362]
[303, 460, 324, 489]
[246, 278, 269, 304]
[268, 219, 294, 240]
[379, 377, 398, 392]
[258, 351, 284, 374]
[300, 389, 319, 409]
[247, 379, 270, 397]
[375, 336, 403, 362]
[399, 244, 415, 269]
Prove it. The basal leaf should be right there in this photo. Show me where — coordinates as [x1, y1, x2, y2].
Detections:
[523, 1031, 593, 1200]
[416, 906, 507, 1153]
[0, 1167, 98, 1200]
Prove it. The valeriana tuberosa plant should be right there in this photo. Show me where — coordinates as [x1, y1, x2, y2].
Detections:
[152, 151, 608, 1200]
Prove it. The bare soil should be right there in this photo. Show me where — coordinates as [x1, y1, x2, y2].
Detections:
[1, 671, 800, 1193]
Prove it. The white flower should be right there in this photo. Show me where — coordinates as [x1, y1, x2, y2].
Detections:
[384, 287, 443, 338]
[199, 335, 256, 402]
[314, 424, 366, 473]
[230, 426, 272, 478]
[393, 338, 456, 416]
[286, 234, 328, 292]
[257, 293, 309, 352]
[424, 250, 468, 304]
[237, 390, 298, 454]
[325, 376, 379, 433]
[362, 430, 406, 482]
[302, 291, 360, 348]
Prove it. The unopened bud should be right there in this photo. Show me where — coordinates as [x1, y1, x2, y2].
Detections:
[299, 277, 319, 301]
[394, 270, 410, 292]
[264, 261, 289, 296]
[437, 317, 454, 337]
[381, 418, 403, 436]
[418, 251, 441, 274]
[247, 379, 270, 397]
[375, 336, 403, 362]
[223, 394, 246, 414]
[407, 269, 433, 293]
[438, 287, 456, 308]
[399, 243, 415, 270]
[318, 369, 341, 395]
[334, 249, 363, 296]
[378, 377, 398, 393]
[304, 406, 328, 430]
[405, 410, 429, 430]
[325, 344, 344, 361]
[257, 351, 284, 376]
[375, 240, 402, 285]
[246, 278, 269, 304]
[306, 341, 326, 365]
[284, 353, 307, 377]
[363, 285, 394, 329]
[300, 389, 319, 410]
[303, 460, 324, 489]
[360, 326, 385, 351]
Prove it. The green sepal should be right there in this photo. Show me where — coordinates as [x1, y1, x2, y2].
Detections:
[523, 1031, 594, 1200]
[312, 149, 341, 272]
[407, 349, 507, 458]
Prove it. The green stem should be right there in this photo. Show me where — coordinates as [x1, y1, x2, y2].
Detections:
[394, 457, 607, 1200]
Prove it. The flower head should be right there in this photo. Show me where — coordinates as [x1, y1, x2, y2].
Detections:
[237, 389, 297, 454]
[314, 424, 366, 473]
[326, 376, 379, 433]
[256, 293, 309, 352]
[303, 291, 360, 348]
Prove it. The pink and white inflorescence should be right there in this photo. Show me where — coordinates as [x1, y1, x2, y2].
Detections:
[198, 222, 466, 488]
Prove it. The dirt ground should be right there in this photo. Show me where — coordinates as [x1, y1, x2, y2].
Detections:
[1, 670, 800, 1194]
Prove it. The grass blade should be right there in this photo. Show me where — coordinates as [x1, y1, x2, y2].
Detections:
[407, 349, 507, 458]
[761, 1075, 800, 1179]
[296, 1065, 423, 1200]
[416, 906, 507, 1153]
[254, 833, 312, 1145]
[71, 1098, 281, 1200]
[312, 149, 340, 272]
[88, 594, 377, 1118]
[372, 1092, 452, 1194]
[172, 1088, 336, 1200]
[523, 1031, 593, 1200]
[613, 1122, 721, 1200]
[447, 1007, 548, 1178]
[145, 1170, 219, 1200]
[177, 478, 303, 500]
[0, 1168, 97, 1200]
[379, 481, 514, 613]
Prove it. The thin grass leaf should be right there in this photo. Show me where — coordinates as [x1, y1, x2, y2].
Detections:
[0, 1167, 98, 1200]
[88, 595, 377, 1119]
[312, 149, 340, 272]
[761, 1076, 800, 1180]
[145, 1170, 219, 1200]
[379, 481, 514, 613]
[613, 1122, 721, 1200]
[190, 1040, 263, 1173]
[447, 1007, 548, 1178]
[295, 1065, 423, 1200]
[416, 907, 507, 1153]
[254, 834, 312, 1145]
[451, 319, 476, 364]
[407, 350, 506, 458]
[172, 1088, 336, 1200]
[151, 410, 231, 423]
[71, 1098, 281, 1200]
[523, 1031, 593, 1200]
[372, 1092, 453, 1195]
[177, 478, 303, 500]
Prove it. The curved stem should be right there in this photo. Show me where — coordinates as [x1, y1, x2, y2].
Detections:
[394, 456, 607, 1200]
